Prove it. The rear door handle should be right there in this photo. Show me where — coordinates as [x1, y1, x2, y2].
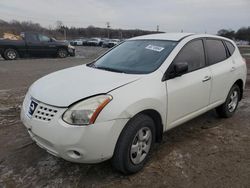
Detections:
[202, 76, 211, 82]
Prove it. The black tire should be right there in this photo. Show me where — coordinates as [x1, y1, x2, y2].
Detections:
[3, 48, 19, 60]
[216, 84, 240, 118]
[1, 53, 5, 59]
[111, 114, 155, 174]
[57, 48, 68, 58]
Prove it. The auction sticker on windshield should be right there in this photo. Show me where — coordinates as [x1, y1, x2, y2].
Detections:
[145, 45, 165, 52]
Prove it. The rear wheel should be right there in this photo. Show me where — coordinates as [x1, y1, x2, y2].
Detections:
[57, 48, 68, 58]
[216, 84, 240, 118]
[111, 114, 155, 174]
[3, 48, 19, 60]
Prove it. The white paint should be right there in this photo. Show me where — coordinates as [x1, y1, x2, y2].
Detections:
[21, 33, 247, 164]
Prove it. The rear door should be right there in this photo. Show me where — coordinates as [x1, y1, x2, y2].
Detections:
[205, 38, 235, 105]
[166, 39, 212, 128]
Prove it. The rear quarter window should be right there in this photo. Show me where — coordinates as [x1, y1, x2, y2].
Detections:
[206, 39, 227, 65]
[225, 41, 235, 55]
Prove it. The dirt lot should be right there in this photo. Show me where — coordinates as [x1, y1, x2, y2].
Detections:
[0, 46, 250, 188]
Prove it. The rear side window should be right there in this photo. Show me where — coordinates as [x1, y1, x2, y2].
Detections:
[206, 39, 227, 65]
[225, 41, 235, 55]
[173, 39, 205, 72]
[25, 33, 39, 42]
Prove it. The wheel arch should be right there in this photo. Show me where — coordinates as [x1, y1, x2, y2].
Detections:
[57, 46, 68, 51]
[139, 109, 163, 143]
[234, 79, 244, 100]
[3, 46, 19, 53]
[117, 109, 164, 144]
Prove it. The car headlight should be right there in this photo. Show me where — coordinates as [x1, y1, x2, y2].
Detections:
[62, 95, 112, 125]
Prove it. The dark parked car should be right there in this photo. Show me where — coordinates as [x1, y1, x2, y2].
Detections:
[0, 32, 75, 60]
[87, 38, 102, 46]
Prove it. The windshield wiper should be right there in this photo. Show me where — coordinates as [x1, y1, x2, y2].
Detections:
[86, 61, 96, 67]
[96, 66, 126, 73]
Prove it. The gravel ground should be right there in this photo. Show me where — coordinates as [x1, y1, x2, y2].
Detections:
[0, 46, 250, 188]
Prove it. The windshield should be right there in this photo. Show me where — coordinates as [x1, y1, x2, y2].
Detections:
[90, 40, 178, 74]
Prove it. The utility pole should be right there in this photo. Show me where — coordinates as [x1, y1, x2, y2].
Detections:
[64, 29, 67, 40]
[120, 30, 123, 39]
[106, 22, 110, 38]
[157, 25, 159, 32]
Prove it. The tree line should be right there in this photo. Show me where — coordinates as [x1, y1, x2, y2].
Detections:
[1, 19, 249, 42]
[217, 27, 250, 42]
[0, 19, 159, 40]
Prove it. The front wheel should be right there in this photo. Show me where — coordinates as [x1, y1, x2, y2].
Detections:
[111, 114, 155, 174]
[3, 48, 19, 60]
[216, 84, 240, 118]
[57, 48, 68, 58]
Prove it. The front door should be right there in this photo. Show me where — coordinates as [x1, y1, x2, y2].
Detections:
[165, 39, 211, 129]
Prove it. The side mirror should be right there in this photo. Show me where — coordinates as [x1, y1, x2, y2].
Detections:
[162, 62, 188, 81]
[174, 62, 188, 77]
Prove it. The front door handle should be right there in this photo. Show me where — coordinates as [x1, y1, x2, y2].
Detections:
[202, 76, 211, 82]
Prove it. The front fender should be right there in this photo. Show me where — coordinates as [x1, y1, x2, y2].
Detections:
[96, 71, 167, 130]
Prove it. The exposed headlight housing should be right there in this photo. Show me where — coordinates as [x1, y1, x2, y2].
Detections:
[62, 95, 112, 125]
[68, 44, 75, 49]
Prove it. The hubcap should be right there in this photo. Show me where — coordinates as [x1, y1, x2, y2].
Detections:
[7, 51, 16, 59]
[228, 90, 238, 112]
[130, 127, 152, 165]
[59, 50, 66, 57]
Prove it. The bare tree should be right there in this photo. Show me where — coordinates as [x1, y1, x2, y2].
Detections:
[55, 20, 63, 30]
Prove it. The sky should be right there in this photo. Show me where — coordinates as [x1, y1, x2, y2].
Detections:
[0, 0, 249, 34]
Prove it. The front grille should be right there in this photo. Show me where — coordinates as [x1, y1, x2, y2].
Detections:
[33, 103, 58, 122]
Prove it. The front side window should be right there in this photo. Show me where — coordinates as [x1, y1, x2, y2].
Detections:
[206, 39, 227, 65]
[38, 34, 50, 42]
[90, 40, 178, 74]
[173, 39, 206, 72]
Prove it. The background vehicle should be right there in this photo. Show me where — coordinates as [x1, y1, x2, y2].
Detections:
[21, 33, 246, 174]
[87, 37, 102, 46]
[0, 32, 75, 60]
[102, 39, 120, 48]
[71, 39, 83, 46]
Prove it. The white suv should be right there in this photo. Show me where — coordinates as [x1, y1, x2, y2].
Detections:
[21, 33, 247, 174]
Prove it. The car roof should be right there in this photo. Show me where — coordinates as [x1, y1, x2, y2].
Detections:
[129, 33, 233, 42]
[130, 33, 194, 41]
